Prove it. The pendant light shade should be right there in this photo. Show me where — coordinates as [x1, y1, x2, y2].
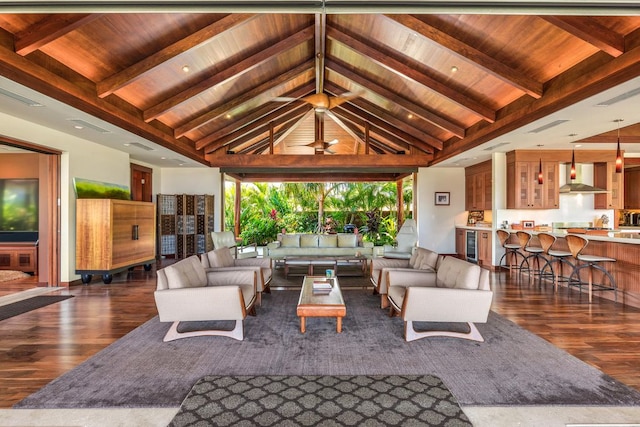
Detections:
[538, 158, 543, 184]
[615, 118, 623, 173]
[570, 150, 576, 180]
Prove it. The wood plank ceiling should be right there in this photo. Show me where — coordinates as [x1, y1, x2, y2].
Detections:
[0, 10, 639, 181]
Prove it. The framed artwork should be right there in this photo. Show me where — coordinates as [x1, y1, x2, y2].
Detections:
[522, 220, 535, 229]
[434, 192, 450, 206]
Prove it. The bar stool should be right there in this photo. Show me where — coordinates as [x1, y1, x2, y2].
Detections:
[524, 232, 556, 284]
[565, 234, 617, 303]
[518, 231, 554, 283]
[496, 229, 525, 275]
[544, 238, 576, 293]
[515, 231, 534, 280]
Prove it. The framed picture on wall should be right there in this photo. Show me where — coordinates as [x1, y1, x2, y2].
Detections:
[522, 220, 535, 229]
[434, 192, 450, 206]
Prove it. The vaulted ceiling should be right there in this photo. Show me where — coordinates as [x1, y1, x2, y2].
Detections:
[0, 6, 640, 181]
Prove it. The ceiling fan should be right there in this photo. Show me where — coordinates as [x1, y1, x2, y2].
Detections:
[275, 91, 360, 111]
[288, 138, 339, 154]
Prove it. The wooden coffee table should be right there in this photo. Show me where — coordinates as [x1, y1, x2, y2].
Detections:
[296, 276, 346, 333]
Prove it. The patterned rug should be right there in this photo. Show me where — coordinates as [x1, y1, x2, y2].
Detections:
[0, 270, 30, 283]
[168, 375, 471, 427]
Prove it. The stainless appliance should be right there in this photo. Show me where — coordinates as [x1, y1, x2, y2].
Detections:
[466, 230, 477, 263]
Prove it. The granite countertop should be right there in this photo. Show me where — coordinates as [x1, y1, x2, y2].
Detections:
[455, 225, 493, 231]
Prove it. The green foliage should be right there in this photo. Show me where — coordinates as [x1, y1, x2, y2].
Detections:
[224, 178, 413, 246]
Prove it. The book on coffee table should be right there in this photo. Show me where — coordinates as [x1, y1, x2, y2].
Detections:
[312, 279, 333, 293]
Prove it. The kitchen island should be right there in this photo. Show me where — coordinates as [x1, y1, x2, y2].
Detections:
[502, 228, 640, 308]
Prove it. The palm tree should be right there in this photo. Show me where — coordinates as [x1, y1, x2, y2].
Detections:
[284, 182, 340, 232]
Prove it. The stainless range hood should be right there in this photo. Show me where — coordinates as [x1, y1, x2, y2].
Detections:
[559, 164, 608, 194]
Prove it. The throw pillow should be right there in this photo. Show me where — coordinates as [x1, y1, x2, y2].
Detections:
[207, 247, 235, 268]
[281, 234, 301, 248]
[300, 234, 319, 248]
[411, 249, 425, 270]
[165, 255, 207, 289]
[338, 233, 357, 248]
[318, 234, 338, 248]
[418, 250, 439, 271]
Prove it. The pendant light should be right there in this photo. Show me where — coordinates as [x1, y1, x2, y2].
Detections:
[538, 158, 544, 184]
[570, 150, 576, 180]
[615, 118, 623, 174]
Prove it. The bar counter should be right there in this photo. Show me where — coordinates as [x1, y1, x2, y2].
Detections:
[502, 228, 640, 308]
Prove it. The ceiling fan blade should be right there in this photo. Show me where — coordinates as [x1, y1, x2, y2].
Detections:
[273, 96, 299, 102]
[324, 147, 336, 154]
[328, 92, 361, 109]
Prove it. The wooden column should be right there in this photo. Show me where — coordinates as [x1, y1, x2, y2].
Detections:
[234, 180, 241, 237]
[396, 179, 404, 227]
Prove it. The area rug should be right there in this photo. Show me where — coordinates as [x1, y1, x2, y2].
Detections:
[15, 290, 640, 409]
[0, 270, 30, 283]
[0, 295, 73, 321]
[168, 375, 471, 427]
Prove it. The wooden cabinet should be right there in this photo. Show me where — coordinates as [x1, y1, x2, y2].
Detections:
[0, 243, 37, 273]
[506, 152, 559, 209]
[76, 199, 156, 283]
[477, 230, 492, 267]
[594, 162, 624, 209]
[157, 194, 214, 259]
[625, 167, 640, 209]
[455, 228, 466, 259]
[465, 160, 492, 211]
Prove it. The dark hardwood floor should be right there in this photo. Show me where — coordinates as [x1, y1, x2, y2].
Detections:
[1, 263, 640, 408]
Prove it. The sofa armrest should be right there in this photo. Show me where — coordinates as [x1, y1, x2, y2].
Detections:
[371, 258, 411, 270]
[267, 241, 281, 250]
[362, 241, 374, 248]
[387, 269, 437, 289]
[205, 269, 256, 289]
[402, 287, 493, 323]
[154, 286, 247, 321]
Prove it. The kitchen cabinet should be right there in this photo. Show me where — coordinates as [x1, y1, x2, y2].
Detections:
[0, 243, 37, 273]
[594, 162, 623, 209]
[76, 199, 156, 284]
[625, 167, 640, 209]
[465, 160, 492, 211]
[506, 152, 559, 209]
[455, 228, 466, 259]
[477, 230, 492, 267]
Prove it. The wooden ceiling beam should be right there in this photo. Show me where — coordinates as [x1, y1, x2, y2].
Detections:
[227, 172, 413, 183]
[143, 24, 314, 122]
[327, 26, 496, 123]
[204, 103, 311, 154]
[326, 57, 465, 138]
[541, 16, 625, 57]
[207, 153, 432, 169]
[14, 14, 101, 56]
[386, 14, 543, 99]
[194, 83, 315, 148]
[329, 110, 410, 153]
[331, 115, 404, 154]
[175, 58, 314, 138]
[330, 101, 426, 151]
[97, 13, 256, 98]
[432, 45, 640, 164]
[343, 95, 443, 151]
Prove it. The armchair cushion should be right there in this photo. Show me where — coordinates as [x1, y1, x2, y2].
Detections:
[205, 247, 235, 268]
[300, 234, 319, 247]
[164, 255, 207, 289]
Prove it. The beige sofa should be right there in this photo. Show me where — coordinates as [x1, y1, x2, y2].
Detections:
[266, 233, 374, 258]
[370, 247, 442, 309]
[154, 255, 257, 342]
[387, 256, 493, 342]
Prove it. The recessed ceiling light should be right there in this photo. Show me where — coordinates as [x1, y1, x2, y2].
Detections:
[407, 114, 414, 119]
[73, 125, 84, 130]
[123, 143, 130, 146]
[182, 65, 190, 73]
[575, 144, 583, 148]
[225, 114, 232, 119]
[450, 65, 458, 73]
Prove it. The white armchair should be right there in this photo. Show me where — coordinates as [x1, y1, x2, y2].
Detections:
[211, 231, 258, 259]
[154, 255, 257, 342]
[201, 247, 272, 306]
[387, 256, 493, 342]
[383, 219, 418, 259]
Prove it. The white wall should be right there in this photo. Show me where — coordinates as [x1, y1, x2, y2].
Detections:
[416, 166, 467, 254]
